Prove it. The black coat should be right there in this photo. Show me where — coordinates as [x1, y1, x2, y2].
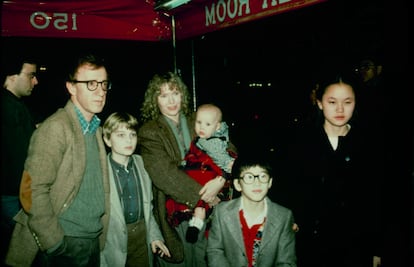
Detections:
[1, 89, 36, 195]
[276, 120, 383, 267]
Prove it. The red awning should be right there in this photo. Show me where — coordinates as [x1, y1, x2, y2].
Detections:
[172, 0, 326, 39]
[1, 0, 326, 41]
[1, 0, 172, 41]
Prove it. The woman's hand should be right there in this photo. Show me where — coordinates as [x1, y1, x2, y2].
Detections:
[208, 196, 221, 207]
[199, 176, 225, 204]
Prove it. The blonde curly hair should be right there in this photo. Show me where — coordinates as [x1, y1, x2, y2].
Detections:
[140, 71, 192, 123]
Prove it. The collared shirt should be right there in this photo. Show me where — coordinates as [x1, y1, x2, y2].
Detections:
[164, 113, 191, 166]
[239, 198, 267, 227]
[74, 105, 101, 134]
[109, 156, 143, 224]
[239, 199, 268, 267]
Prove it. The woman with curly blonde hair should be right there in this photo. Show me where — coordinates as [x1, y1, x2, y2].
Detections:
[140, 72, 192, 123]
[137, 71, 234, 267]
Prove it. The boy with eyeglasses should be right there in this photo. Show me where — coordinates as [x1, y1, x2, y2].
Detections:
[206, 153, 297, 267]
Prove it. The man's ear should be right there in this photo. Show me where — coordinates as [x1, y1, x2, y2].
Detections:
[66, 81, 76, 96]
[4, 74, 16, 88]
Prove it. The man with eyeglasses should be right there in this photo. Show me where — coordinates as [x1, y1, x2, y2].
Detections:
[206, 153, 297, 267]
[0, 54, 40, 264]
[6, 54, 111, 267]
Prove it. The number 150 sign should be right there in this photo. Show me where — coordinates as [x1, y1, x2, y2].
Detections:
[30, 12, 78, 30]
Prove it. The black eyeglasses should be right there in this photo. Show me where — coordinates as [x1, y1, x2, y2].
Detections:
[71, 80, 111, 91]
[240, 172, 270, 184]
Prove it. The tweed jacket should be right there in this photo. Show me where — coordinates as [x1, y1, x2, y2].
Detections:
[137, 114, 199, 262]
[6, 100, 110, 267]
[100, 154, 165, 267]
[207, 197, 297, 267]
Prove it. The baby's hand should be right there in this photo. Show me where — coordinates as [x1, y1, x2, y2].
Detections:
[193, 207, 206, 220]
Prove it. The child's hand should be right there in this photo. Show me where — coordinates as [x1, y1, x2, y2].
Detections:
[151, 240, 171, 258]
[292, 223, 299, 232]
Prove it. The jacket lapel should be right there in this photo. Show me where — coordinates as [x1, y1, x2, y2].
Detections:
[224, 199, 246, 252]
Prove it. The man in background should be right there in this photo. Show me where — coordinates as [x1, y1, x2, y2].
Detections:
[1, 54, 39, 265]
